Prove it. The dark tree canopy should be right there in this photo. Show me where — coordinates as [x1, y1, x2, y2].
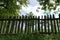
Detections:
[0, 0, 60, 16]
[0, 0, 28, 16]
[37, 0, 60, 10]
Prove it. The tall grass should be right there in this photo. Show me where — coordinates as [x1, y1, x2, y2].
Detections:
[0, 33, 60, 40]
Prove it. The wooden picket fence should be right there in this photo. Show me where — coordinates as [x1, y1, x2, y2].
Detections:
[0, 14, 60, 34]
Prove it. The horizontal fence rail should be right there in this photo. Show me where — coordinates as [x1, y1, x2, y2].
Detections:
[0, 14, 60, 34]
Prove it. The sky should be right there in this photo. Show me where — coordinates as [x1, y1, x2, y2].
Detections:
[20, 0, 60, 18]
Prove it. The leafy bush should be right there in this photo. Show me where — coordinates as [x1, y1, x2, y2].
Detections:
[0, 33, 60, 40]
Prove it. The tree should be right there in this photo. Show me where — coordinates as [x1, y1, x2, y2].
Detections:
[26, 12, 34, 17]
[37, 0, 60, 11]
[0, 0, 28, 16]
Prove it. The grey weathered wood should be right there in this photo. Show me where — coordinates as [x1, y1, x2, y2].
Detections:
[32, 16, 34, 32]
[57, 19, 59, 32]
[27, 16, 30, 33]
[0, 14, 60, 34]
[5, 18, 10, 33]
[41, 16, 43, 33]
[53, 14, 57, 34]
[50, 15, 53, 33]
[10, 16, 16, 34]
[44, 16, 46, 33]
[0, 17, 4, 34]
[18, 16, 21, 33]
[47, 15, 50, 33]
[25, 16, 27, 33]
[21, 15, 24, 33]
[38, 16, 40, 32]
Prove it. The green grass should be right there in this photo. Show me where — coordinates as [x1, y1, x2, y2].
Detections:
[0, 33, 60, 40]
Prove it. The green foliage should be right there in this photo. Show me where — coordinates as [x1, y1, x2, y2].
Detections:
[18, 0, 29, 5]
[26, 12, 34, 17]
[26, 12, 37, 26]
[37, 0, 60, 10]
[0, 0, 28, 16]
[0, 33, 60, 40]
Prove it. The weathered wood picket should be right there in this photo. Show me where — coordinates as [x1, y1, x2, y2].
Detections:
[0, 14, 60, 34]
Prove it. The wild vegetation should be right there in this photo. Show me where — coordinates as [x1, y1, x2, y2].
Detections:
[0, 0, 60, 40]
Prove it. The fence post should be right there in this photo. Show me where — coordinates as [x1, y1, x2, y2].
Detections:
[59, 14, 60, 22]
[0, 17, 4, 34]
[59, 14, 60, 19]
[18, 16, 21, 33]
[27, 16, 29, 33]
[32, 16, 34, 33]
[15, 16, 18, 33]
[44, 15, 46, 33]
[7, 16, 12, 33]
[10, 16, 16, 34]
[21, 15, 24, 33]
[38, 16, 40, 32]
[47, 15, 50, 34]
[6, 16, 11, 34]
[41, 16, 43, 33]
[56, 17, 59, 33]
[53, 14, 57, 34]
[50, 15, 53, 33]
[24, 16, 27, 33]
[58, 14, 60, 33]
